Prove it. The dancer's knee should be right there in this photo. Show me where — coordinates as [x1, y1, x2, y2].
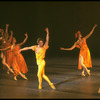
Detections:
[37, 72, 43, 78]
[43, 74, 46, 78]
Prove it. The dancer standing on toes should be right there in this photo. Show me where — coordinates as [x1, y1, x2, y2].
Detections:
[0, 33, 28, 80]
[60, 24, 97, 76]
[19, 27, 56, 89]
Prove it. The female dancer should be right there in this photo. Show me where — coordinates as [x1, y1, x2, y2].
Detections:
[60, 24, 97, 76]
[0, 33, 28, 80]
[19, 27, 55, 89]
[0, 24, 14, 74]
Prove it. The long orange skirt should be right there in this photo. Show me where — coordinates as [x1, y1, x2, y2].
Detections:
[13, 52, 28, 76]
[6, 49, 13, 67]
[78, 48, 92, 70]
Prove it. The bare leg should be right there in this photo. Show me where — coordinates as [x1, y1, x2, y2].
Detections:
[2, 56, 14, 73]
[80, 55, 90, 76]
[13, 72, 27, 81]
[19, 72, 28, 80]
[13, 59, 28, 80]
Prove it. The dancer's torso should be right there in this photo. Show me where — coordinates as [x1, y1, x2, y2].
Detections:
[11, 44, 21, 56]
[32, 45, 49, 65]
[76, 38, 88, 51]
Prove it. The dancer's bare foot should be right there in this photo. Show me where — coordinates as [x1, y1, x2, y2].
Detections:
[10, 68, 14, 73]
[22, 75, 28, 80]
[14, 76, 17, 81]
[7, 71, 9, 74]
[19, 72, 28, 80]
[81, 72, 85, 77]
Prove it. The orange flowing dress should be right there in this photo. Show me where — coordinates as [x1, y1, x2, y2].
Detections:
[1, 39, 13, 68]
[76, 38, 92, 70]
[1, 35, 13, 66]
[12, 44, 28, 76]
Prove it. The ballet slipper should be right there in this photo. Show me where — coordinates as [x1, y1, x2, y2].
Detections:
[50, 83, 56, 89]
[38, 85, 42, 89]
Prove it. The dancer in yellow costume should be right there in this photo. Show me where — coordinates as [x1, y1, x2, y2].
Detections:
[19, 27, 55, 89]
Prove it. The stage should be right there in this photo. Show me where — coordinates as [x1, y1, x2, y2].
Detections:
[0, 57, 100, 99]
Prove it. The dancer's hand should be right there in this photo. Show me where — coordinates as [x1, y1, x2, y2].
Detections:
[6, 24, 9, 27]
[45, 27, 49, 33]
[60, 47, 65, 50]
[25, 33, 28, 37]
[94, 24, 97, 28]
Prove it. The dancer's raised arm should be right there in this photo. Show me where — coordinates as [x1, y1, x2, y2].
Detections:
[45, 27, 49, 47]
[5, 24, 9, 33]
[9, 30, 13, 42]
[19, 33, 28, 46]
[84, 24, 97, 40]
[60, 42, 76, 50]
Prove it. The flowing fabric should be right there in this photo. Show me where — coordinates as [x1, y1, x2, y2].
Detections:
[76, 38, 92, 70]
[12, 44, 28, 76]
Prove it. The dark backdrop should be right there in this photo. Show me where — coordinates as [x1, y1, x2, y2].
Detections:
[0, 1, 100, 58]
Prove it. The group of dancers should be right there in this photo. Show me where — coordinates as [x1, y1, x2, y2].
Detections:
[0, 24, 99, 91]
[0, 24, 55, 89]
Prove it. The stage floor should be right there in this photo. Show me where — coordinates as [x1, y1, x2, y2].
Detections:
[0, 57, 100, 99]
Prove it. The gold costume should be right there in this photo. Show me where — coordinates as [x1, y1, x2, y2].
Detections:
[31, 45, 55, 89]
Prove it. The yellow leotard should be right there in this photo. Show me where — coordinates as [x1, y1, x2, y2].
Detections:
[31, 45, 49, 65]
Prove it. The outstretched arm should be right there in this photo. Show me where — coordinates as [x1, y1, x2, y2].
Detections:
[19, 46, 33, 52]
[0, 46, 11, 51]
[45, 27, 49, 47]
[60, 42, 76, 50]
[84, 24, 97, 40]
[19, 33, 28, 46]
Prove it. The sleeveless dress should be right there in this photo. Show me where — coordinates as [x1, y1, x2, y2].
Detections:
[76, 38, 92, 70]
